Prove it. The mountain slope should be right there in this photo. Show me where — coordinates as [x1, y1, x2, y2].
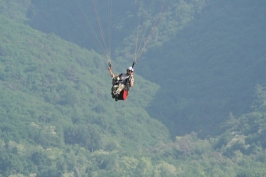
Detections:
[0, 15, 171, 176]
[27, 0, 208, 63]
[1, 1, 266, 176]
[139, 0, 266, 137]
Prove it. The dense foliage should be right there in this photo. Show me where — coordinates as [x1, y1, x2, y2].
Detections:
[0, 0, 266, 176]
[0, 15, 170, 176]
[139, 0, 266, 137]
[27, 0, 208, 62]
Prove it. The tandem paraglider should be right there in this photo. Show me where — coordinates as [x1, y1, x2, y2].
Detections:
[108, 61, 135, 101]
[74, 0, 168, 101]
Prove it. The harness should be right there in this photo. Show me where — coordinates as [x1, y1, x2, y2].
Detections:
[113, 73, 131, 91]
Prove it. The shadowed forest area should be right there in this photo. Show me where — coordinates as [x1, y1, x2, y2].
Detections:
[0, 0, 266, 176]
[139, 0, 266, 137]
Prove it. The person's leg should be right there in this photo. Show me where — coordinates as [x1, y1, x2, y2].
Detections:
[112, 85, 118, 92]
[115, 84, 125, 95]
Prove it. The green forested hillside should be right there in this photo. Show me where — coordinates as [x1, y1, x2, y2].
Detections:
[0, 15, 171, 176]
[27, 0, 208, 62]
[139, 0, 266, 137]
[1, 0, 266, 176]
[0, 0, 31, 22]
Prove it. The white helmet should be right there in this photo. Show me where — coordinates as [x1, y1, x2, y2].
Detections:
[127, 66, 134, 72]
